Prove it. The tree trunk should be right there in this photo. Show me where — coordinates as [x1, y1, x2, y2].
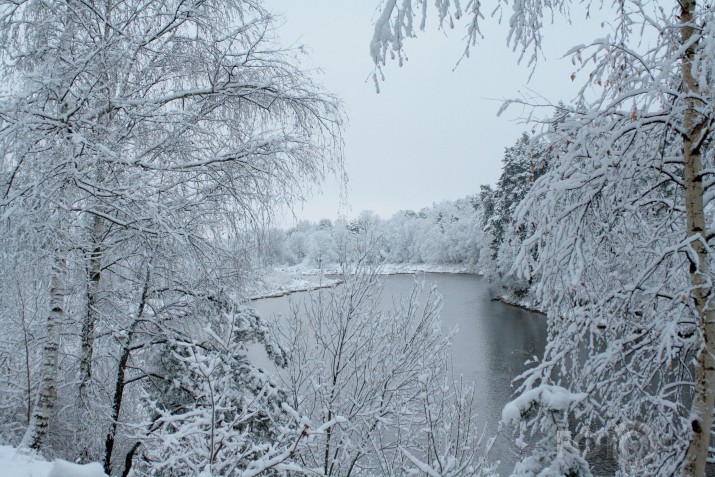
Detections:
[76, 213, 103, 461]
[681, 1, 715, 475]
[21, 254, 65, 451]
[79, 0, 111, 400]
[79, 213, 102, 402]
[104, 269, 150, 475]
[121, 441, 142, 477]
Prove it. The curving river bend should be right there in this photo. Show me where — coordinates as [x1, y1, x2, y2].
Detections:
[252, 272, 548, 476]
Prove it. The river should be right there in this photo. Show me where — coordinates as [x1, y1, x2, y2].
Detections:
[252, 272, 548, 475]
[253, 272, 715, 477]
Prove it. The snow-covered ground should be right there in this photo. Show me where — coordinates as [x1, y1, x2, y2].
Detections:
[375, 262, 479, 274]
[248, 263, 478, 300]
[247, 268, 343, 300]
[0, 446, 107, 477]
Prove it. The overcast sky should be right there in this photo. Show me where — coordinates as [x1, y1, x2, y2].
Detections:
[265, 1, 600, 225]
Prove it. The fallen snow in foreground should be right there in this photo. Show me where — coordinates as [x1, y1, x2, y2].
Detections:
[0, 446, 107, 477]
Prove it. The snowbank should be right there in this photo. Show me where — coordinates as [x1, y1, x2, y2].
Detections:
[502, 384, 587, 426]
[0, 446, 107, 477]
[272, 262, 478, 277]
[372, 262, 479, 274]
[48, 460, 106, 477]
[247, 269, 343, 300]
[0, 446, 51, 477]
[249, 263, 477, 301]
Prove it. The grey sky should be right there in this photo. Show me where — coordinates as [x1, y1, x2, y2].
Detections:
[266, 1, 598, 225]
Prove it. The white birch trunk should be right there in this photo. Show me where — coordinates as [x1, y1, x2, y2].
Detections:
[681, 1, 715, 475]
[23, 3, 75, 449]
[21, 254, 65, 451]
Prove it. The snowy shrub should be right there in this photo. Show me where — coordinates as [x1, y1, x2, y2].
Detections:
[276, 266, 496, 476]
[139, 304, 337, 476]
[502, 385, 591, 477]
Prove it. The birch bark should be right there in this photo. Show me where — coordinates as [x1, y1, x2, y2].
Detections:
[681, 2, 715, 475]
[21, 253, 65, 451]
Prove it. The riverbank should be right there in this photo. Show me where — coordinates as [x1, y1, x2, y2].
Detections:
[248, 263, 478, 300]
[252, 263, 548, 315]
[495, 293, 546, 315]
[247, 270, 344, 300]
[274, 262, 479, 276]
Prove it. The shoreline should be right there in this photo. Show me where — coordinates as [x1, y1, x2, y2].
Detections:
[248, 263, 479, 301]
[494, 295, 546, 315]
[251, 265, 545, 318]
[281, 263, 481, 277]
[249, 278, 344, 301]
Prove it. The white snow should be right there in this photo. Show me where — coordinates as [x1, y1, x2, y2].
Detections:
[0, 446, 107, 477]
[249, 263, 477, 301]
[0, 446, 52, 477]
[48, 460, 106, 477]
[247, 268, 344, 300]
[501, 384, 587, 426]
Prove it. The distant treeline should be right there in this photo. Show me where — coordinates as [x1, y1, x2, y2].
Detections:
[260, 132, 550, 299]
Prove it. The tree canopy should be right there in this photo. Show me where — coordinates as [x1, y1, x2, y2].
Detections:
[372, 1, 715, 476]
[0, 1, 343, 474]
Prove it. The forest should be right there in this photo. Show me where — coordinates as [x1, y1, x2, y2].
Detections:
[1, 1, 714, 477]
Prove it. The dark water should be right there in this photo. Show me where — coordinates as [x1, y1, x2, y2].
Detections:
[253, 273, 715, 477]
[252, 272, 548, 475]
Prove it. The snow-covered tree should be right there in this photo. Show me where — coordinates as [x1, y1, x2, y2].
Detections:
[285, 222, 315, 265]
[483, 134, 551, 302]
[0, 0, 343, 465]
[381, 210, 424, 263]
[372, 1, 715, 475]
[140, 303, 337, 477]
[488, 134, 548, 260]
[265, 198, 489, 271]
[502, 385, 591, 477]
[338, 211, 387, 266]
[305, 229, 339, 268]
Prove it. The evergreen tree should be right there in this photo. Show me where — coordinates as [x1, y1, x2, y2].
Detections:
[140, 302, 324, 477]
[487, 133, 549, 260]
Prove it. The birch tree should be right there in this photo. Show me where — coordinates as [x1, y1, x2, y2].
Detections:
[0, 0, 343, 461]
[372, 1, 715, 475]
